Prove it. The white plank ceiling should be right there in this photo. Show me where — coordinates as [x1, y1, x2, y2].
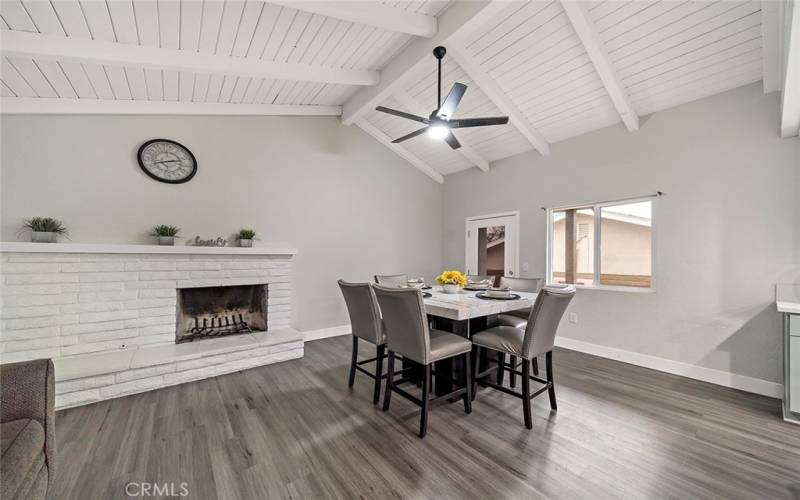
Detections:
[360, 0, 768, 178]
[0, 0, 785, 181]
[0, 0, 451, 104]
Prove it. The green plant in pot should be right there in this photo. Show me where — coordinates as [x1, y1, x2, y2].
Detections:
[19, 217, 69, 243]
[150, 225, 180, 246]
[236, 229, 258, 247]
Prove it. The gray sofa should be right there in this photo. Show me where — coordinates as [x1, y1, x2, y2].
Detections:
[1, 359, 56, 500]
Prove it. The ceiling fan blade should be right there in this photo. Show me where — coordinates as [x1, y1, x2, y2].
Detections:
[436, 83, 467, 119]
[443, 131, 461, 150]
[375, 106, 429, 124]
[450, 116, 509, 128]
[392, 127, 429, 143]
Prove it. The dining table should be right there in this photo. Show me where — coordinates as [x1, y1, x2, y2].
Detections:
[417, 286, 538, 395]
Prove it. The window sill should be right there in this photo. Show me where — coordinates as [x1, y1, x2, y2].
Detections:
[549, 284, 655, 294]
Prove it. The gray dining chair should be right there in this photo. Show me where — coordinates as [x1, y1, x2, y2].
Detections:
[472, 285, 575, 429]
[373, 285, 473, 438]
[495, 277, 545, 385]
[338, 280, 386, 405]
[374, 274, 408, 287]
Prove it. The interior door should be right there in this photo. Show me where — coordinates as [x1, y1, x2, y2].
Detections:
[465, 213, 518, 282]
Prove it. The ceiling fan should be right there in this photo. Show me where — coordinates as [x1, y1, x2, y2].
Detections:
[375, 46, 509, 150]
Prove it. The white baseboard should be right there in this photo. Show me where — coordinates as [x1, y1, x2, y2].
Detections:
[302, 324, 351, 342]
[300, 324, 782, 399]
[555, 336, 783, 399]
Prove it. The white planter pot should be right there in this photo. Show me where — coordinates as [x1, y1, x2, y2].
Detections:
[158, 236, 175, 246]
[31, 231, 57, 243]
[442, 284, 460, 294]
[239, 239, 253, 248]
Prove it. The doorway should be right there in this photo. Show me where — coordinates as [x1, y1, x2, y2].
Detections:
[465, 212, 519, 285]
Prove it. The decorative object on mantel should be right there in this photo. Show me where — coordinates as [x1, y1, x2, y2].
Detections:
[150, 224, 180, 246]
[436, 270, 467, 294]
[18, 217, 69, 243]
[137, 139, 197, 184]
[191, 235, 227, 247]
[236, 229, 258, 248]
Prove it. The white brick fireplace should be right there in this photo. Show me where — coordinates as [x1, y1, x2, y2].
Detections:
[0, 243, 303, 408]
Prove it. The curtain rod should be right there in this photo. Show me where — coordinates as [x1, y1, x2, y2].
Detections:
[541, 192, 664, 212]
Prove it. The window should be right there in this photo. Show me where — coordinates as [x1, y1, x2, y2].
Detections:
[548, 198, 653, 290]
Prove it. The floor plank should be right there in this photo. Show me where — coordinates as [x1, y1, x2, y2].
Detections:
[51, 337, 800, 499]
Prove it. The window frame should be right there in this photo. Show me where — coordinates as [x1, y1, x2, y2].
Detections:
[545, 196, 656, 293]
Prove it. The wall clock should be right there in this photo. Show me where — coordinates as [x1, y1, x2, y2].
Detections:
[137, 139, 197, 184]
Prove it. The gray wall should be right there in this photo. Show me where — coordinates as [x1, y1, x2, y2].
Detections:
[443, 83, 800, 383]
[0, 114, 443, 332]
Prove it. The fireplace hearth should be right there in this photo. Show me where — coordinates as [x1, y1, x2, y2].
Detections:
[176, 284, 268, 343]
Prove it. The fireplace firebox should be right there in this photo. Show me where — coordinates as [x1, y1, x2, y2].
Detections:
[176, 284, 268, 343]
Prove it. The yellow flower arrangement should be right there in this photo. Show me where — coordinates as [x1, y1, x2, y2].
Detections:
[436, 270, 467, 287]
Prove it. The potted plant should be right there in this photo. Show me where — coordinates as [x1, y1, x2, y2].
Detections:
[150, 225, 180, 246]
[436, 270, 467, 294]
[19, 217, 69, 243]
[236, 229, 257, 248]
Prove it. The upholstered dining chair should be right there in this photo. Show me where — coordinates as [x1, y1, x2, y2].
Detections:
[472, 285, 575, 429]
[373, 285, 473, 438]
[495, 277, 545, 385]
[338, 280, 387, 405]
[374, 274, 408, 287]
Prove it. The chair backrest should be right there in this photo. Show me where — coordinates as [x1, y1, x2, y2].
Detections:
[499, 276, 544, 293]
[372, 284, 430, 365]
[374, 274, 408, 287]
[337, 280, 384, 345]
[522, 285, 575, 358]
[467, 275, 495, 286]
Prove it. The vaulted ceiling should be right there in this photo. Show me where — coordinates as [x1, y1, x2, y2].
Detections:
[1, 1, 798, 183]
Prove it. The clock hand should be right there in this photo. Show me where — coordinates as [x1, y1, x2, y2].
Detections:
[153, 160, 180, 165]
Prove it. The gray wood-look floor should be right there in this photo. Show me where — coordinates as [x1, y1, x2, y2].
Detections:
[53, 336, 800, 500]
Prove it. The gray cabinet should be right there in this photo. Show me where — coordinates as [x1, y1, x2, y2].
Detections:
[776, 285, 799, 424]
[792, 336, 800, 414]
[791, 317, 800, 415]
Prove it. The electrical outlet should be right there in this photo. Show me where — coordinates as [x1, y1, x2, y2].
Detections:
[568, 313, 578, 324]
[522, 262, 529, 272]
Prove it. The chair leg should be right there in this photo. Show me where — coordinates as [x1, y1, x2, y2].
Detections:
[463, 351, 472, 414]
[496, 351, 506, 385]
[546, 351, 557, 410]
[382, 351, 395, 412]
[509, 355, 517, 388]
[419, 364, 431, 438]
[532, 356, 539, 376]
[522, 359, 532, 429]
[348, 336, 358, 388]
[472, 346, 480, 401]
[373, 344, 385, 405]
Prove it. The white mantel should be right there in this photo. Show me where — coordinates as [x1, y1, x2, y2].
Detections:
[0, 242, 300, 408]
[0, 242, 297, 256]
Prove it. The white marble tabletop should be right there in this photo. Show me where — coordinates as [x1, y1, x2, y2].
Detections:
[423, 286, 536, 321]
[777, 284, 800, 314]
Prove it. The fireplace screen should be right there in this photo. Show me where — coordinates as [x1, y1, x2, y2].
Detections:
[176, 284, 267, 343]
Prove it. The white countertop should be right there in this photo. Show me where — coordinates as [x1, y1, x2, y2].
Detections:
[777, 284, 800, 314]
[423, 287, 536, 321]
[0, 241, 297, 256]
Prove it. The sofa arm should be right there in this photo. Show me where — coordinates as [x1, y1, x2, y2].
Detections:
[0, 359, 57, 480]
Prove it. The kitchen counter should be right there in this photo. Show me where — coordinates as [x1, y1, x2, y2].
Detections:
[777, 284, 800, 314]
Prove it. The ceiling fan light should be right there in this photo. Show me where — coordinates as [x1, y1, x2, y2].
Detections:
[428, 124, 449, 139]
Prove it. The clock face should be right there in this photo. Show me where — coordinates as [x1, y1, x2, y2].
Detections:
[137, 139, 197, 184]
